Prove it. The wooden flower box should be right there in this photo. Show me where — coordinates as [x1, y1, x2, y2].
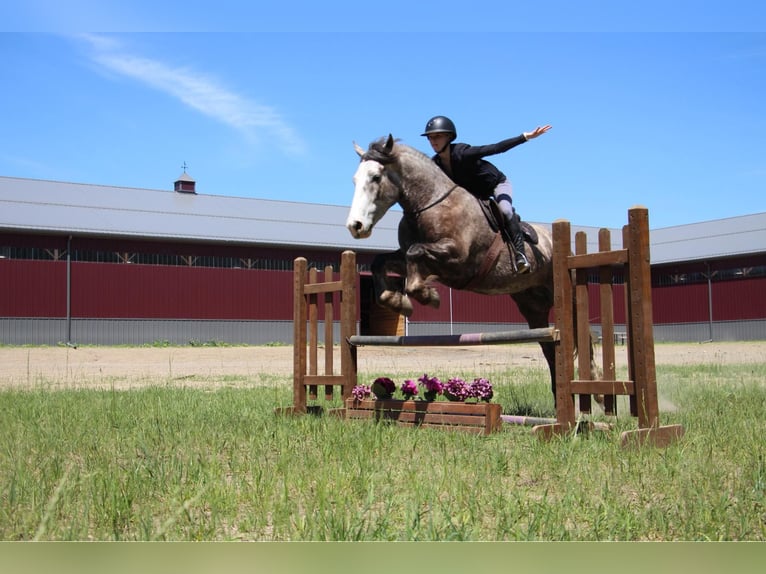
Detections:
[344, 398, 502, 435]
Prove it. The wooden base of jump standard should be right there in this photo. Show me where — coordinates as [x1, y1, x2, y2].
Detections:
[345, 399, 502, 435]
[532, 421, 685, 448]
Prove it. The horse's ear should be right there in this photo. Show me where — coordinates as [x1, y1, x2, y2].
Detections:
[384, 134, 395, 152]
[353, 141, 365, 158]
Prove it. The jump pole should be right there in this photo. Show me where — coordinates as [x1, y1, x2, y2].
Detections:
[348, 327, 558, 347]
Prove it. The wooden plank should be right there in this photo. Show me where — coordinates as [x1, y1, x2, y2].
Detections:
[575, 231, 592, 414]
[346, 409, 494, 427]
[340, 251, 357, 402]
[292, 257, 307, 413]
[620, 424, 685, 449]
[323, 264, 334, 400]
[626, 207, 660, 428]
[552, 219, 576, 426]
[303, 281, 344, 294]
[347, 398, 499, 414]
[531, 422, 574, 440]
[570, 379, 635, 395]
[567, 249, 629, 269]
[303, 375, 347, 386]
[598, 227, 617, 415]
[344, 399, 502, 435]
[308, 267, 318, 399]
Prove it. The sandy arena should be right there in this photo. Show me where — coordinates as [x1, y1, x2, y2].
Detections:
[0, 341, 763, 390]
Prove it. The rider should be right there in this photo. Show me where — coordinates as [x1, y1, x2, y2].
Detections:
[421, 115, 551, 274]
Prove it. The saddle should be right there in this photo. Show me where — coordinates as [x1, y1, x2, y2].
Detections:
[479, 198, 539, 245]
[461, 198, 539, 290]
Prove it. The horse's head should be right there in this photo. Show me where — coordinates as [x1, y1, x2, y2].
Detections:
[346, 134, 400, 239]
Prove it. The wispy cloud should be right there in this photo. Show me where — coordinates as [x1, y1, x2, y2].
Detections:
[77, 34, 305, 156]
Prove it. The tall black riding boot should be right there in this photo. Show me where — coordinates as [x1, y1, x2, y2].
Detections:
[508, 214, 530, 274]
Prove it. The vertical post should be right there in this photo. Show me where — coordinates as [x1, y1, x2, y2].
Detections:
[552, 219, 576, 427]
[598, 228, 617, 415]
[308, 267, 318, 399]
[626, 207, 660, 428]
[575, 231, 592, 414]
[340, 251, 357, 401]
[324, 264, 335, 400]
[292, 257, 308, 413]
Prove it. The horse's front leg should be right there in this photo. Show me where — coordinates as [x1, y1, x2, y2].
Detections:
[370, 250, 414, 317]
[404, 240, 462, 308]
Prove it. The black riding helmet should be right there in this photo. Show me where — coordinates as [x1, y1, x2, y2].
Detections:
[421, 116, 457, 141]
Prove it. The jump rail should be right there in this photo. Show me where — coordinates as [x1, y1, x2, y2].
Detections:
[278, 207, 683, 447]
[348, 327, 558, 347]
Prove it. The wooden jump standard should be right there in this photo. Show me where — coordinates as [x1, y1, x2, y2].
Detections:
[277, 207, 683, 447]
[532, 206, 684, 447]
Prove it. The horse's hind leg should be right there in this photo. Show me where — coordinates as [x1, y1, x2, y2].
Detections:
[371, 251, 414, 317]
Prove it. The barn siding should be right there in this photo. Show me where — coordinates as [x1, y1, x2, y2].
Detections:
[1, 259, 67, 317]
[69, 262, 293, 320]
[2, 246, 765, 344]
[711, 278, 766, 321]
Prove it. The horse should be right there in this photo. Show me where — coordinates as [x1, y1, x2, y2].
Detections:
[345, 134, 594, 403]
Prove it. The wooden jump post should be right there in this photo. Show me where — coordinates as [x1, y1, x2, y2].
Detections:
[275, 250, 357, 415]
[279, 206, 683, 446]
[531, 206, 684, 447]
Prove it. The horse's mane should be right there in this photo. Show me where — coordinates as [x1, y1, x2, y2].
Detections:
[361, 137, 399, 164]
[364, 137, 445, 181]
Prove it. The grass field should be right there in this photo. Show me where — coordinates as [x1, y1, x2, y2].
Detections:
[1, 360, 765, 541]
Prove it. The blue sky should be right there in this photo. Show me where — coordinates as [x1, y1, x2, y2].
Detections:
[1, 2, 764, 229]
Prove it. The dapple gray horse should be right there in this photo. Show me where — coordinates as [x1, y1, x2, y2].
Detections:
[346, 135, 574, 399]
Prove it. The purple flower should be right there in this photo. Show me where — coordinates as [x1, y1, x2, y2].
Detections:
[469, 377, 494, 402]
[401, 379, 418, 400]
[371, 377, 396, 399]
[351, 385, 371, 401]
[417, 373, 443, 401]
[443, 377, 470, 402]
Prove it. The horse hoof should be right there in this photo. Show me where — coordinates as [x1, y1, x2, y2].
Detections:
[379, 291, 413, 317]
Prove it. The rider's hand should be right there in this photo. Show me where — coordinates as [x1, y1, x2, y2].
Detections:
[523, 125, 552, 140]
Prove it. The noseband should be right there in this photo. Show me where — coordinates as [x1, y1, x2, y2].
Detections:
[362, 144, 458, 218]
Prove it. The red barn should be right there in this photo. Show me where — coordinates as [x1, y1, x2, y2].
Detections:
[1, 174, 764, 345]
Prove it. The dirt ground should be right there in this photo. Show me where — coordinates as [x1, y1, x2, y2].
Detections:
[1, 340, 763, 390]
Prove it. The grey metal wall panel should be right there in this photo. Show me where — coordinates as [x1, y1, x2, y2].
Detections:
[1, 319, 292, 346]
[2, 318, 763, 346]
[653, 320, 766, 342]
[405, 322, 531, 336]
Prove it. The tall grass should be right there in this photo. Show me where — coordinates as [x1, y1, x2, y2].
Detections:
[1, 364, 764, 540]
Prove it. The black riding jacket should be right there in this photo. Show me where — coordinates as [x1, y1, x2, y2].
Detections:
[432, 135, 527, 199]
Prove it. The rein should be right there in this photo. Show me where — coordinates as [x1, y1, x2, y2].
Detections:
[406, 183, 459, 218]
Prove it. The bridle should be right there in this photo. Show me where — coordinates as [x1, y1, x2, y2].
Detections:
[361, 145, 458, 219]
[407, 182, 459, 218]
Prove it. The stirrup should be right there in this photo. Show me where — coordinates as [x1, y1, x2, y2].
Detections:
[515, 252, 531, 274]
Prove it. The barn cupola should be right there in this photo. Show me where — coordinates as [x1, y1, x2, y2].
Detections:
[174, 163, 196, 194]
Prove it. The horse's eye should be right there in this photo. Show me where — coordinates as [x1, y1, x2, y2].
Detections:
[371, 174, 382, 184]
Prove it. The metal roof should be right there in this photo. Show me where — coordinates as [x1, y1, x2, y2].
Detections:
[650, 214, 766, 264]
[1, 175, 764, 263]
[0, 175, 399, 253]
